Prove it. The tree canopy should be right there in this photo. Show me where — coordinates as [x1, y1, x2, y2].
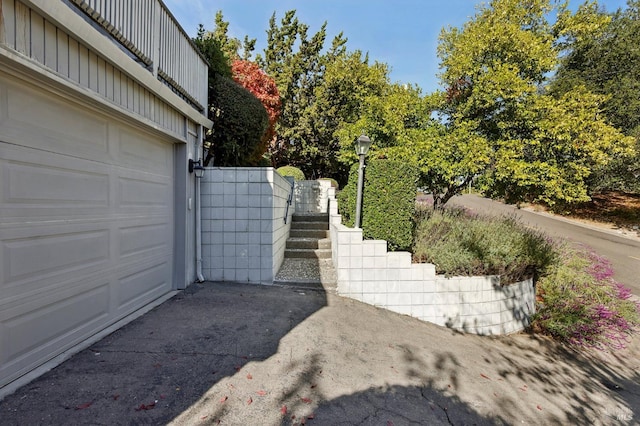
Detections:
[434, 0, 634, 206]
[551, 0, 640, 193]
[195, 2, 637, 204]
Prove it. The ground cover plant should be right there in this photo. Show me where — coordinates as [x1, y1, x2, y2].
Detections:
[412, 204, 639, 349]
[412, 204, 555, 284]
[532, 243, 640, 349]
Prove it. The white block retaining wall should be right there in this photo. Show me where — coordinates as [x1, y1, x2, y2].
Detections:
[294, 180, 332, 213]
[201, 167, 294, 284]
[328, 194, 535, 335]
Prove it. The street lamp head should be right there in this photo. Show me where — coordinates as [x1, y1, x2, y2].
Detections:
[355, 134, 372, 156]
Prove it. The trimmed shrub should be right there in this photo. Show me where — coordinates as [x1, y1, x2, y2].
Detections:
[205, 75, 269, 167]
[338, 159, 418, 251]
[277, 166, 306, 181]
[532, 243, 639, 349]
[412, 206, 556, 284]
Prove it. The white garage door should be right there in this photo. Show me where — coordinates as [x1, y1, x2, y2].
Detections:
[0, 73, 175, 389]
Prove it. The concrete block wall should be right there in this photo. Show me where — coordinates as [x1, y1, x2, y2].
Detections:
[328, 195, 535, 335]
[294, 180, 332, 213]
[201, 167, 294, 284]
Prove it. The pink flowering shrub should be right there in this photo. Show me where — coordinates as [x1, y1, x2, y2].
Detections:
[532, 243, 639, 349]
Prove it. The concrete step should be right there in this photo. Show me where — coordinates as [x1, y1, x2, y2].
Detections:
[273, 258, 337, 293]
[292, 213, 329, 223]
[290, 221, 329, 230]
[285, 248, 332, 259]
[286, 237, 331, 250]
[289, 229, 330, 239]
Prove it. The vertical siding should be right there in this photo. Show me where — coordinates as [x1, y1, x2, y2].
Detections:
[68, 0, 207, 110]
[3, 0, 16, 47]
[2, 0, 195, 139]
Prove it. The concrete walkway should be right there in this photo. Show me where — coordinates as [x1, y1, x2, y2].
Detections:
[1, 281, 639, 425]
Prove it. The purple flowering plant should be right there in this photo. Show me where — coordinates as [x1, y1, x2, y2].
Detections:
[533, 243, 639, 349]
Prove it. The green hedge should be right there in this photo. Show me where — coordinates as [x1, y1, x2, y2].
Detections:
[338, 159, 418, 251]
[277, 166, 306, 181]
[207, 75, 268, 166]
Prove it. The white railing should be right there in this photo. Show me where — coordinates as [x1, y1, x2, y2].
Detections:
[70, 0, 208, 111]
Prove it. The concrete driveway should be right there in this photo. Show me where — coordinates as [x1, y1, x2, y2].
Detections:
[1, 282, 638, 425]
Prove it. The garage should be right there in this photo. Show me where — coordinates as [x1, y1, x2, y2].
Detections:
[0, 71, 176, 389]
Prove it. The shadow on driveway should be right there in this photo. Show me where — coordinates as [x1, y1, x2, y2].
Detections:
[1, 281, 639, 425]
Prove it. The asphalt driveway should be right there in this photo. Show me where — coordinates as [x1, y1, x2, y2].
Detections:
[1, 281, 638, 425]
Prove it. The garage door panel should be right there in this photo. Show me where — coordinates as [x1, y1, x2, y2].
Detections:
[0, 79, 109, 161]
[0, 282, 111, 386]
[2, 230, 110, 284]
[118, 175, 171, 208]
[0, 71, 177, 391]
[119, 221, 171, 259]
[117, 127, 172, 172]
[5, 161, 110, 205]
[0, 143, 112, 221]
[117, 261, 171, 312]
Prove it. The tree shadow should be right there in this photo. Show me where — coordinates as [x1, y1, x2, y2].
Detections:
[0, 282, 328, 425]
[1, 282, 638, 425]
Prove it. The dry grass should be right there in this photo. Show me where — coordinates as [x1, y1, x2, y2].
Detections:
[527, 191, 640, 236]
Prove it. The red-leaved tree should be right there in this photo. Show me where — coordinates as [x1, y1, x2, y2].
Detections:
[231, 59, 281, 163]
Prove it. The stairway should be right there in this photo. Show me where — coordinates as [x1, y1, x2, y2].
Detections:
[274, 213, 337, 292]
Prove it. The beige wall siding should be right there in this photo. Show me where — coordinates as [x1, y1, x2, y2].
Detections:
[1, 0, 188, 139]
[69, 0, 207, 110]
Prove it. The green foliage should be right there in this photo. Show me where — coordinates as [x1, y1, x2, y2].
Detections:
[532, 243, 639, 349]
[338, 159, 418, 251]
[436, 0, 634, 206]
[552, 1, 640, 193]
[413, 206, 555, 284]
[387, 117, 491, 208]
[257, 11, 338, 177]
[276, 166, 305, 181]
[193, 24, 232, 79]
[205, 76, 269, 166]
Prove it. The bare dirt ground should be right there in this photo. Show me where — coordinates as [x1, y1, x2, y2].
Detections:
[523, 191, 640, 239]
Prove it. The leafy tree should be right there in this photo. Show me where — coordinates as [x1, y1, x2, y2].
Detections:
[194, 13, 275, 167]
[256, 11, 327, 172]
[551, 1, 640, 193]
[311, 50, 390, 182]
[204, 76, 268, 166]
[388, 119, 492, 208]
[207, 10, 256, 60]
[231, 59, 282, 163]
[437, 0, 634, 206]
[193, 24, 231, 79]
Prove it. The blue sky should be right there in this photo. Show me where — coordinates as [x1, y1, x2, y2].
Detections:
[164, 0, 629, 93]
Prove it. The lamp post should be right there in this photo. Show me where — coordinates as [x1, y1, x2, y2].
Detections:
[354, 134, 371, 229]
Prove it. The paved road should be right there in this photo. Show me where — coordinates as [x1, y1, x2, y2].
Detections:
[448, 194, 640, 296]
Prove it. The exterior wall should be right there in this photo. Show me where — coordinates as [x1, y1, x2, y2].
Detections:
[0, 0, 209, 396]
[201, 168, 294, 284]
[294, 180, 331, 213]
[328, 195, 535, 335]
[273, 176, 295, 274]
[1, 0, 210, 286]
[0, 0, 211, 137]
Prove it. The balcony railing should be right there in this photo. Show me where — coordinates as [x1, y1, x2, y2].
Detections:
[70, 0, 208, 112]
